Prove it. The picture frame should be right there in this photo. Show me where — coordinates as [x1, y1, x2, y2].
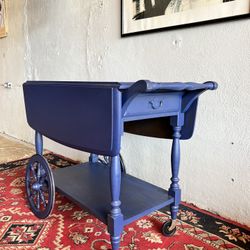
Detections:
[0, 0, 8, 38]
[121, 0, 250, 36]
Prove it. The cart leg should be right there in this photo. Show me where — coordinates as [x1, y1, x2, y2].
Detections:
[35, 131, 43, 155]
[108, 155, 123, 250]
[169, 115, 183, 221]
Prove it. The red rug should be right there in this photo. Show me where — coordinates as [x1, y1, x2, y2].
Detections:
[0, 154, 249, 250]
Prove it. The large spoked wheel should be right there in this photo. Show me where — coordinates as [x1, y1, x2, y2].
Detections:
[25, 154, 55, 219]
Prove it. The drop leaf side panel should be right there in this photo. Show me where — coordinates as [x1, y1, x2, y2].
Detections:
[23, 83, 122, 156]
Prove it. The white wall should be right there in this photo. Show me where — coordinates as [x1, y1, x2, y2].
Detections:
[0, 0, 249, 225]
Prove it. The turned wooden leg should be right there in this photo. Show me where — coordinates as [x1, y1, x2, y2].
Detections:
[169, 114, 184, 221]
[35, 131, 43, 155]
[169, 125, 181, 220]
[108, 155, 123, 250]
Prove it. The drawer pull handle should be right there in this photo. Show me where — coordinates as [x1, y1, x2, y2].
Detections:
[149, 100, 163, 110]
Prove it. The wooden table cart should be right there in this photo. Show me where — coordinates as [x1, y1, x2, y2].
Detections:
[23, 80, 217, 250]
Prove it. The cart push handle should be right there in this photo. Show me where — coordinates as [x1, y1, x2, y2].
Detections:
[134, 80, 218, 92]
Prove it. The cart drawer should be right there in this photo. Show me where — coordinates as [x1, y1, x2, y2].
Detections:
[123, 93, 182, 120]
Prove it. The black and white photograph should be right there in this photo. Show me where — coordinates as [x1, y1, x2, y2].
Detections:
[0, 0, 7, 38]
[122, 0, 250, 35]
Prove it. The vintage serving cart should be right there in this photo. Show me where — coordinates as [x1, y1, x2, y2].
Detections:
[23, 80, 217, 250]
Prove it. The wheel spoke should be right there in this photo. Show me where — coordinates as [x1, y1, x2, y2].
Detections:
[37, 164, 41, 181]
[36, 191, 40, 209]
[29, 191, 36, 199]
[31, 167, 37, 181]
[39, 190, 47, 208]
[40, 168, 46, 177]
[39, 175, 47, 185]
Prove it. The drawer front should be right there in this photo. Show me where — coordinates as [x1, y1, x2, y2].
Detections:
[123, 93, 181, 119]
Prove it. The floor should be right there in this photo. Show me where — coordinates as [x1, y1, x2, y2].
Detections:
[0, 133, 35, 163]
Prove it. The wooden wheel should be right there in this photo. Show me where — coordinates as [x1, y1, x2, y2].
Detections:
[25, 154, 55, 219]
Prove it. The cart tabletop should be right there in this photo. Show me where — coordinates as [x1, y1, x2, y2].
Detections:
[23, 80, 217, 156]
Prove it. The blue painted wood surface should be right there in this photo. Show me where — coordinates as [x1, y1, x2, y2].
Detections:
[53, 162, 174, 225]
[169, 114, 184, 220]
[23, 79, 217, 249]
[108, 155, 123, 250]
[35, 131, 43, 155]
[23, 82, 122, 156]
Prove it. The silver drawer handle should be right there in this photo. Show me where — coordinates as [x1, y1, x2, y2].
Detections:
[149, 100, 163, 110]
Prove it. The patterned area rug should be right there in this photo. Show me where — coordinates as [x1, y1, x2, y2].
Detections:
[0, 154, 249, 250]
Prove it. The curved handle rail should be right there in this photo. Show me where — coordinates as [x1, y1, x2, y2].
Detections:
[131, 80, 218, 92]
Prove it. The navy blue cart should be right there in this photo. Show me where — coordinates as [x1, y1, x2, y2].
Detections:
[23, 80, 217, 250]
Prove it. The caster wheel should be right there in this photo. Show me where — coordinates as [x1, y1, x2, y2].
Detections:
[25, 154, 55, 219]
[161, 220, 177, 237]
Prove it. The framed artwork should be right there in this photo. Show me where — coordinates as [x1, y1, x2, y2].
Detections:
[121, 0, 250, 36]
[0, 0, 8, 38]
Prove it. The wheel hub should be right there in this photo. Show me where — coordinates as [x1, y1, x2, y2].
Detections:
[32, 182, 42, 191]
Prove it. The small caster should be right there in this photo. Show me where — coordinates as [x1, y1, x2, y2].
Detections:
[25, 154, 55, 219]
[161, 220, 177, 237]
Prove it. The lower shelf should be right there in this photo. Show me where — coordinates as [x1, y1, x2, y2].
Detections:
[53, 162, 174, 225]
